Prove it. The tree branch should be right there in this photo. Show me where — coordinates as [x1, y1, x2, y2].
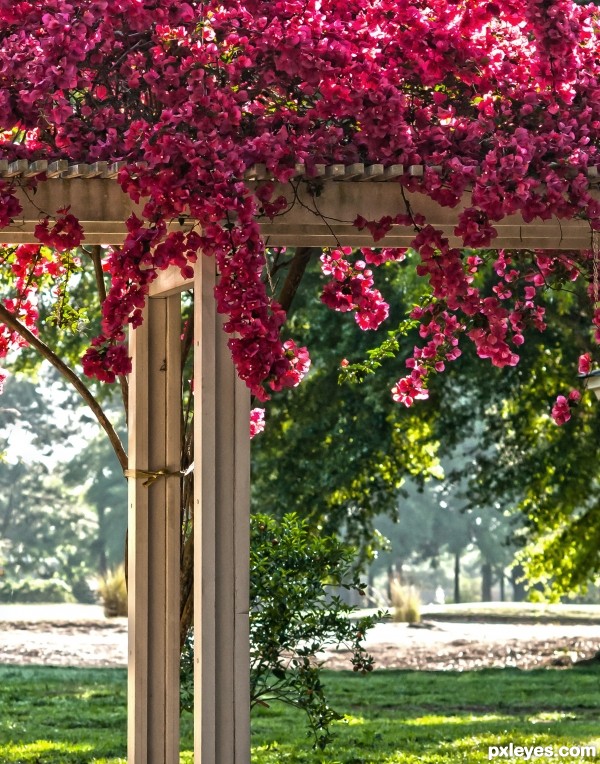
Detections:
[276, 246, 322, 313]
[0, 303, 128, 472]
[83, 244, 129, 424]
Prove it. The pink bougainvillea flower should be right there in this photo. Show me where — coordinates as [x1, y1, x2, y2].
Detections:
[578, 353, 592, 375]
[250, 407, 265, 439]
[551, 395, 572, 425]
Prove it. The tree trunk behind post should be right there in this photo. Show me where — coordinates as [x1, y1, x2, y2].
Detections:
[194, 257, 251, 763]
[128, 295, 182, 763]
[454, 551, 461, 604]
[481, 561, 493, 602]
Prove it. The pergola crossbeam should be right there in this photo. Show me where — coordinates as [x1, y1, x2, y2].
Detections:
[2, 172, 597, 250]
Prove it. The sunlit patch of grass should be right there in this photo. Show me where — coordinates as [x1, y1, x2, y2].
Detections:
[528, 711, 579, 723]
[337, 714, 366, 726]
[1, 741, 94, 759]
[400, 713, 511, 726]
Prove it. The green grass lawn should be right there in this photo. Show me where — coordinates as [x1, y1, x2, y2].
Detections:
[418, 602, 600, 624]
[0, 664, 599, 763]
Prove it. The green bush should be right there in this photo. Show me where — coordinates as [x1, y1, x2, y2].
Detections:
[181, 512, 383, 748]
[0, 576, 75, 603]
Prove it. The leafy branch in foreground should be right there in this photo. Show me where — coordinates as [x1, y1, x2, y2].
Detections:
[181, 513, 384, 749]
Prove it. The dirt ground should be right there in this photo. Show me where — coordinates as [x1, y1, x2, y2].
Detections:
[321, 620, 600, 671]
[0, 605, 599, 671]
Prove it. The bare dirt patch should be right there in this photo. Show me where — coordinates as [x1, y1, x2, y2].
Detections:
[321, 620, 600, 671]
[0, 618, 127, 668]
[1, 610, 599, 671]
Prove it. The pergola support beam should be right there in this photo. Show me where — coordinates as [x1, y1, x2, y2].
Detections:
[194, 257, 251, 763]
[128, 295, 182, 764]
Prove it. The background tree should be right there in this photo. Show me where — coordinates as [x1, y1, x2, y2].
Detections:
[252, 256, 443, 556]
[431, 272, 600, 599]
[0, 373, 98, 602]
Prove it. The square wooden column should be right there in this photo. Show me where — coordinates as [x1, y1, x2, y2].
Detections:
[128, 294, 182, 763]
[194, 257, 251, 762]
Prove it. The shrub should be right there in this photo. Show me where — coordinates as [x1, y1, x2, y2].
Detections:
[0, 576, 75, 603]
[70, 574, 97, 604]
[97, 565, 127, 617]
[181, 512, 384, 749]
[390, 579, 421, 623]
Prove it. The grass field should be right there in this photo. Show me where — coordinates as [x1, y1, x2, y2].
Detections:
[0, 664, 599, 762]
[418, 602, 600, 624]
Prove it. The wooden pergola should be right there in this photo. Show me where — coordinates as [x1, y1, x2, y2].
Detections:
[2, 159, 597, 763]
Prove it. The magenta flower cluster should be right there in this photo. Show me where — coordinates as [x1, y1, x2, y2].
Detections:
[0, 0, 599, 426]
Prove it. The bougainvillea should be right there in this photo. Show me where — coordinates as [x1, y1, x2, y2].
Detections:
[0, 0, 600, 423]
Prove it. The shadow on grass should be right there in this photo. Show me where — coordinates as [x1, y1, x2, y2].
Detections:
[1, 665, 599, 763]
[0, 666, 129, 763]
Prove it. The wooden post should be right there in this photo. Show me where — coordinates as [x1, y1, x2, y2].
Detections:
[128, 294, 181, 763]
[194, 257, 251, 763]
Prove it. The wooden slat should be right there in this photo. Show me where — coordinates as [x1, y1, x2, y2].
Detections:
[46, 160, 68, 177]
[232, 343, 251, 761]
[1, 175, 598, 249]
[340, 163, 365, 180]
[244, 163, 269, 180]
[63, 164, 90, 178]
[128, 312, 150, 764]
[150, 266, 195, 297]
[1, 159, 600, 183]
[360, 164, 384, 180]
[383, 164, 404, 180]
[104, 161, 126, 178]
[325, 164, 345, 179]
[163, 294, 182, 761]
[88, 161, 109, 177]
[24, 160, 48, 176]
[6, 160, 28, 177]
[195, 256, 217, 761]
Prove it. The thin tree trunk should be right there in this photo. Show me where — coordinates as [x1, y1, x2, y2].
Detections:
[454, 551, 461, 604]
[481, 561, 493, 601]
[511, 563, 527, 602]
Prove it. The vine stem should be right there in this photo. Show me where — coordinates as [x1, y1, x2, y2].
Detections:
[83, 244, 130, 423]
[0, 301, 128, 471]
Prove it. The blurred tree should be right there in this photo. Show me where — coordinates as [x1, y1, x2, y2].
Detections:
[431, 270, 600, 600]
[62, 425, 127, 575]
[0, 374, 98, 601]
[251, 256, 443, 557]
[255, 252, 600, 601]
